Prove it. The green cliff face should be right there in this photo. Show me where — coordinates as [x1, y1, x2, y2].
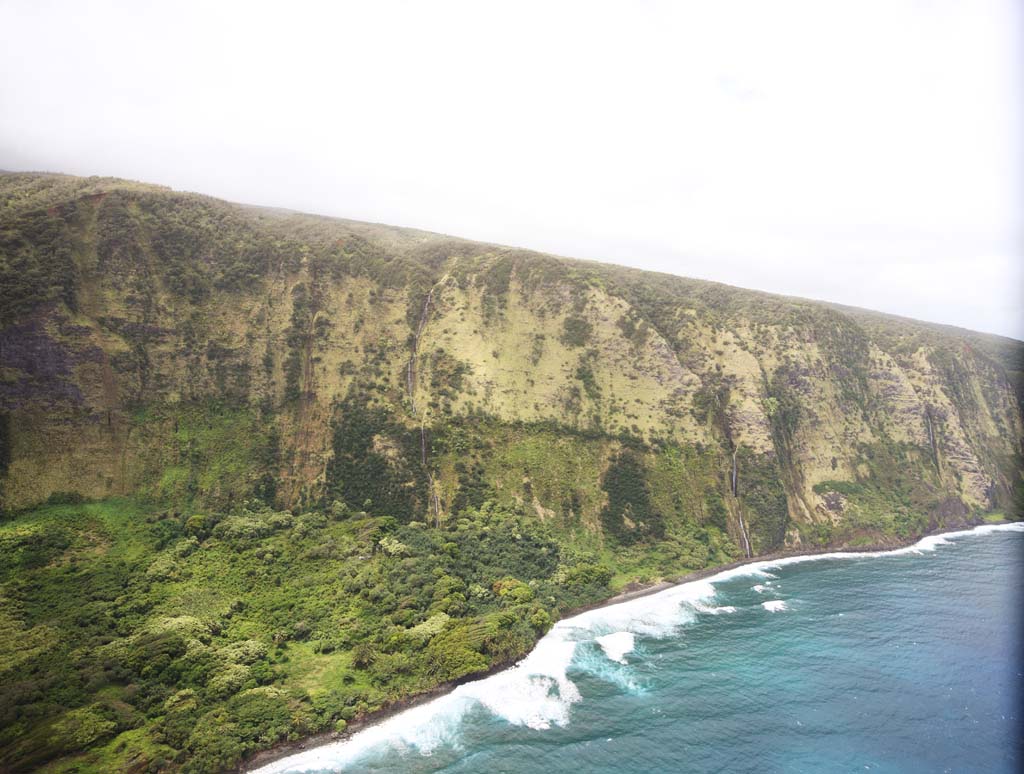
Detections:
[1, 172, 1022, 772]
[2, 173, 1020, 547]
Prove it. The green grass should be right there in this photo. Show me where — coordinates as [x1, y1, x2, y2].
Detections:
[133, 404, 272, 508]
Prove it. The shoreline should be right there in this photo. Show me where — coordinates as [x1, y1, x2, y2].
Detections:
[239, 518, 1017, 773]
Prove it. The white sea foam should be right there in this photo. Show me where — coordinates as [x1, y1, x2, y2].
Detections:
[752, 584, 768, 593]
[251, 521, 1023, 773]
[693, 602, 737, 615]
[463, 633, 581, 730]
[565, 577, 718, 638]
[762, 600, 788, 612]
[595, 631, 636, 664]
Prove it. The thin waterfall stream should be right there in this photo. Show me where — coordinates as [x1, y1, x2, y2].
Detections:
[731, 449, 751, 558]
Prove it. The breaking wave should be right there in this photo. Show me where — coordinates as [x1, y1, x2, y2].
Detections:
[595, 631, 636, 664]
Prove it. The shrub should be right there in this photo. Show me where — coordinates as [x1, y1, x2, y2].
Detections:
[560, 314, 592, 348]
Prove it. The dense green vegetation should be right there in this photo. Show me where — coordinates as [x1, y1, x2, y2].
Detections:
[0, 497, 621, 773]
[599, 450, 664, 543]
[325, 396, 430, 519]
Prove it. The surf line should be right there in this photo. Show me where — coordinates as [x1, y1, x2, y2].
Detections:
[248, 521, 1023, 774]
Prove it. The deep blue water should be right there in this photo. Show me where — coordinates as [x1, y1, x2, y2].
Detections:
[256, 525, 1023, 774]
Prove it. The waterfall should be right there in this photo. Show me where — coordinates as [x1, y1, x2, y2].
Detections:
[736, 511, 752, 558]
[924, 406, 940, 472]
[426, 475, 442, 527]
[405, 278, 447, 525]
[728, 446, 750, 557]
[406, 286, 437, 416]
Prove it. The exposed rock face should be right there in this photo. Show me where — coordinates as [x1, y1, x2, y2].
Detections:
[1, 173, 1021, 550]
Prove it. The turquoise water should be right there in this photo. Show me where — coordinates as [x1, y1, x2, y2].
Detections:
[255, 525, 1023, 774]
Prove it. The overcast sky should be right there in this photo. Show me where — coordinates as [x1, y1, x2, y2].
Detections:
[1, 0, 1020, 339]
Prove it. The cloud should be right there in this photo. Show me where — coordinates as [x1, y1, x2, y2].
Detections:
[1, 0, 1020, 337]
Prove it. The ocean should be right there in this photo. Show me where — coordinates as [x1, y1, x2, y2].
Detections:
[253, 524, 1024, 773]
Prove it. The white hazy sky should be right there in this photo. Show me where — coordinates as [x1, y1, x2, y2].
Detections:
[1, 0, 1021, 338]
